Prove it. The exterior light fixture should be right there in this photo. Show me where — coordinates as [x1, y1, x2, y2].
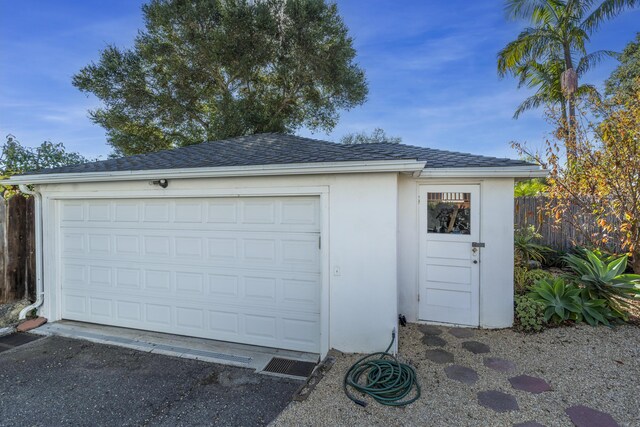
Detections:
[151, 179, 169, 188]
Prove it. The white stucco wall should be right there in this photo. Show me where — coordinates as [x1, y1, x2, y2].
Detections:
[36, 173, 399, 355]
[397, 175, 515, 328]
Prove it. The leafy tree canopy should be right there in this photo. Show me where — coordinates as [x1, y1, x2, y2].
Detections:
[340, 127, 401, 144]
[514, 179, 548, 197]
[73, 0, 368, 156]
[514, 80, 640, 273]
[1, 135, 89, 198]
[605, 32, 640, 100]
[0, 135, 88, 176]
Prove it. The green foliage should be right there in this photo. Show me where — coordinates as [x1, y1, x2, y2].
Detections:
[514, 178, 547, 197]
[514, 225, 553, 266]
[515, 267, 554, 295]
[572, 246, 619, 264]
[605, 33, 640, 101]
[340, 128, 401, 145]
[1, 135, 89, 198]
[497, 0, 637, 120]
[1, 135, 88, 176]
[514, 266, 529, 294]
[73, 0, 368, 156]
[528, 278, 582, 323]
[564, 249, 640, 319]
[514, 295, 546, 332]
[529, 277, 617, 326]
[577, 289, 612, 326]
[527, 268, 554, 285]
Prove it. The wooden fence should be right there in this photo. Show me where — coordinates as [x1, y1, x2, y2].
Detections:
[0, 195, 35, 303]
[514, 196, 622, 253]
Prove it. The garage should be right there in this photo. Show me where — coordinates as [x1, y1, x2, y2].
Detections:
[58, 196, 321, 353]
[5, 133, 545, 355]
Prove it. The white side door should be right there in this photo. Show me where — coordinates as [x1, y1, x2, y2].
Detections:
[418, 185, 480, 326]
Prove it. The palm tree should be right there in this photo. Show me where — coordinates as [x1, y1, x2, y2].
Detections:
[498, 0, 639, 160]
[512, 55, 601, 131]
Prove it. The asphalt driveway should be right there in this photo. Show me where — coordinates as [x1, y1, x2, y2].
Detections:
[0, 334, 301, 426]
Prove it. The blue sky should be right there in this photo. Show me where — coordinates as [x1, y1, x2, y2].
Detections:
[1, 1, 638, 160]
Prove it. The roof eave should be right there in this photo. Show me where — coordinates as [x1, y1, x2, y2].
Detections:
[419, 166, 548, 179]
[2, 159, 428, 185]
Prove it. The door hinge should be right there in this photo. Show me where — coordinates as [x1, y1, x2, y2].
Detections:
[417, 293, 420, 302]
[318, 235, 321, 250]
[418, 195, 421, 204]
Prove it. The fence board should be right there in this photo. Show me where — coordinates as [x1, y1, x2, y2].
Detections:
[0, 195, 35, 303]
[514, 196, 622, 253]
[0, 199, 5, 302]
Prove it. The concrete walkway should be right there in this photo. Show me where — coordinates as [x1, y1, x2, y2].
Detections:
[33, 320, 318, 374]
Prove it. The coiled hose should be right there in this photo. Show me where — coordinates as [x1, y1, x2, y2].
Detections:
[343, 331, 420, 407]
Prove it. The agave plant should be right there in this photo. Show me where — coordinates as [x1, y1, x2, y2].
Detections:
[564, 249, 640, 319]
[514, 226, 553, 266]
[578, 290, 611, 326]
[529, 278, 582, 323]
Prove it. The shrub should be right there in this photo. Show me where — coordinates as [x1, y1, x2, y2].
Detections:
[514, 266, 529, 295]
[514, 295, 546, 332]
[526, 269, 554, 286]
[528, 278, 582, 324]
[515, 225, 553, 267]
[564, 249, 640, 320]
[515, 268, 554, 295]
[543, 250, 567, 268]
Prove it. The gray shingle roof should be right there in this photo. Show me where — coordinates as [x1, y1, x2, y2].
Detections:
[28, 133, 534, 175]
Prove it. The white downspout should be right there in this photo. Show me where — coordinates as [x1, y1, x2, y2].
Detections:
[18, 184, 44, 320]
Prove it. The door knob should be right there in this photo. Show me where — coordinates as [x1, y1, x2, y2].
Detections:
[473, 260, 478, 264]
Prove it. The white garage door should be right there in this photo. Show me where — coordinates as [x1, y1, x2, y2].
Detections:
[58, 196, 321, 353]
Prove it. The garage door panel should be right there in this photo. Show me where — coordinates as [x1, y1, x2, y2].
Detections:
[62, 228, 320, 271]
[61, 197, 320, 232]
[61, 292, 321, 352]
[59, 196, 321, 353]
[62, 270, 320, 313]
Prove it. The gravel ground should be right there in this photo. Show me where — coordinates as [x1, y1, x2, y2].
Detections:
[273, 323, 640, 427]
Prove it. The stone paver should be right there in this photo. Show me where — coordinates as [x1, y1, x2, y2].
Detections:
[477, 390, 519, 413]
[425, 349, 454, 364]
[462, 341, 490, 354]
[509, 375, 552, 394]
[421, 335, 447, 347]
[444, 365, 478, 385]
[565, 405, 620, 427]
[513, 422, 546, 427]
[16, 317, 47, 332]
[448, 327, 475, 338]
[419, 325, 443, 336]
[484, 357, 516, 372]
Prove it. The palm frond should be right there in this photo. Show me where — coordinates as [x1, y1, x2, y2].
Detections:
[582, 0, 640, 32]
[514, 94, 546, 118]
[506, 0, 563, 23]
[575, 83, 602, 102]
[497, 27, 560, 76]
[576, 50, 618, 75]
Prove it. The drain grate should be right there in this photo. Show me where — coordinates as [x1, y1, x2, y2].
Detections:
[263, 357, 317, 378]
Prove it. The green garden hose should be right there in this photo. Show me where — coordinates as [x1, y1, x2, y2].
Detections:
[343, 331, 420, 407]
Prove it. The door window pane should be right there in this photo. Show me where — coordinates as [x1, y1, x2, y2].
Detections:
[427, 192, 471, 234]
